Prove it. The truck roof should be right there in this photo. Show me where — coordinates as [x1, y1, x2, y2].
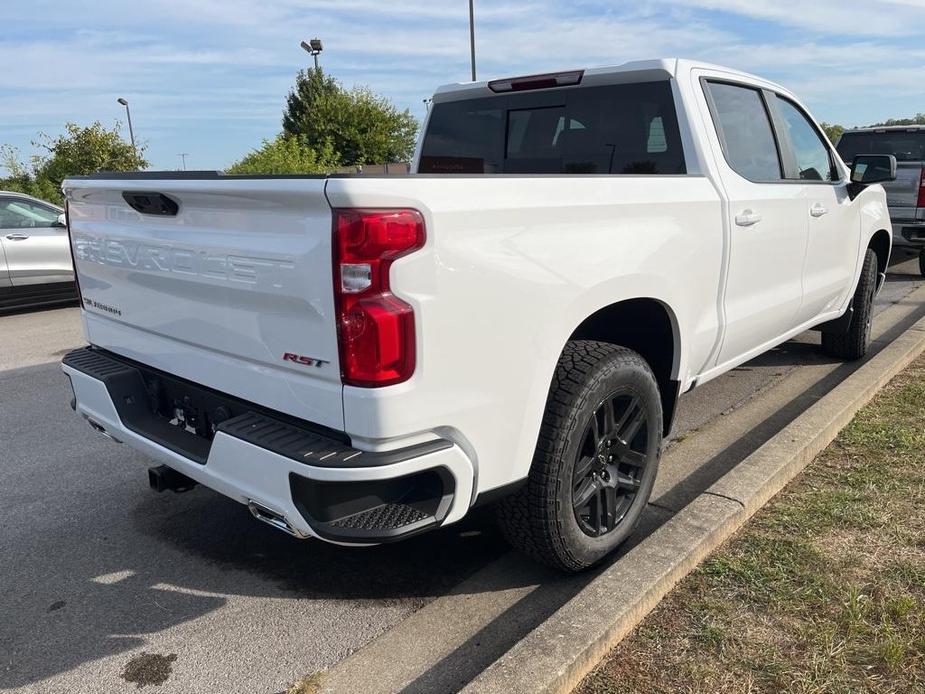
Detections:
[431, 58, 790, 103]
[841, 125, 925, 134]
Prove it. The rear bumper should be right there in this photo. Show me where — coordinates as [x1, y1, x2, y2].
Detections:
[62, 347, 474, 544]
[892, 219, 925, 247]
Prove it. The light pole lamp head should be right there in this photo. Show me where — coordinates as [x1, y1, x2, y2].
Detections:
[117, 97, 128, 106]
[301, 39, 323, 54]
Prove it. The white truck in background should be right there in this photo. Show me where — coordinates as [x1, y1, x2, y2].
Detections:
[62, 59, 894, 572]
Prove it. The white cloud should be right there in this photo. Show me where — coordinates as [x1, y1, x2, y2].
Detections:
[659, 0, 925, 36]
[1, 0, 923, 170]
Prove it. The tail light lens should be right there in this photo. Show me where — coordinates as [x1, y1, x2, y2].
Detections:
[333, 208, 425, 387]
[918, 167, 925, 208]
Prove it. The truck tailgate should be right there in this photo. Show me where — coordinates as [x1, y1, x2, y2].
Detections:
[63, 175, 344, 430]
[885, 162, 923, 216]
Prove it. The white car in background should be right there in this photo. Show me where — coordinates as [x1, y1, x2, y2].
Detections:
[0, 191, 77, 311]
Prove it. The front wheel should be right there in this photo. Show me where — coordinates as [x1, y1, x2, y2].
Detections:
[821, 248, 877, 361]
[496, 341, 662, 572]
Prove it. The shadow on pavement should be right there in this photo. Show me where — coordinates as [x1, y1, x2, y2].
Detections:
[1, 258, 922, 690]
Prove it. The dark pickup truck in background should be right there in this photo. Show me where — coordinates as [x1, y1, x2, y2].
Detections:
[837, 125, 925, 276]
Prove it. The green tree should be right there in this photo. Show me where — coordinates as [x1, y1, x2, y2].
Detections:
[282, 68, 343, 136]
[819, 121, 845, 144]
[0, 121, 146, 205]
[0, 145, 54, 200]
[282, 68, 418, 166]
[870, 113, 925, 126]
[227, 134, 338, 174]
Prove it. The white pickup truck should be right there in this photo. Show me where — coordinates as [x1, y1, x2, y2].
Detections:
[62, 59, 895, 571]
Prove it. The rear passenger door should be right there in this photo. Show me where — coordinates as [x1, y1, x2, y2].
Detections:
[769, 94, 859, 321]
[701, 79, 808, 364]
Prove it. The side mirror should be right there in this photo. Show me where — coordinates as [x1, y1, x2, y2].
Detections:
[54, 213, 66, 228]
[850, 154, 897, 184]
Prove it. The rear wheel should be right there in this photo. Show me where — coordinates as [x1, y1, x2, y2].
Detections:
[496, 341, 662, 572]
[821, 249, 877, 361]
[919, 249, 925, 278]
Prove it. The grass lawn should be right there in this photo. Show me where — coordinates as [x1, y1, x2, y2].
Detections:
[577, 355, 925, 694]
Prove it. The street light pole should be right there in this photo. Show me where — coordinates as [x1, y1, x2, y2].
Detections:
[116, 97, 136, 153]
[177, 153, 189, 171]
[300, 39, 324, 71]
[468, 0, 476, 81]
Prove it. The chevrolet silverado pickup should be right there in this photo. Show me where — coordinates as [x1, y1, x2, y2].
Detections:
[62, 59, 895, 572]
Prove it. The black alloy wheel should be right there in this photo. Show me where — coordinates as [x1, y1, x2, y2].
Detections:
[572, 391, 649, 537]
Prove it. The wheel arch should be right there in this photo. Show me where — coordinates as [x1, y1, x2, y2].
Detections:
[867, 228, 891, 290]
[568, 297, 681, 436]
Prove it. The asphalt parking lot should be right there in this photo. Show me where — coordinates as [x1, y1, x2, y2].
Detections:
[1, 251, 923, 693]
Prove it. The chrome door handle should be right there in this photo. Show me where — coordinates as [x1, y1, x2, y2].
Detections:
[4, 233, 29, 240]
[734, 210, 762, 227]
[810, 203, 828, 218]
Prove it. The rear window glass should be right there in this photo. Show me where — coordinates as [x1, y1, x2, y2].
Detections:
[705, 81, 782, 182]
[419, 81, 686, 175]
[837, 131, 925, 162]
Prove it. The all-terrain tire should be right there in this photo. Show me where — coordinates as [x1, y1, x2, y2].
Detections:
[821, 249, 877, 361]
[496, 340, 662, 572]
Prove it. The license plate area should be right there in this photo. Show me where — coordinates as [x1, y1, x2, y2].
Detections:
[63, 347, 348, 465]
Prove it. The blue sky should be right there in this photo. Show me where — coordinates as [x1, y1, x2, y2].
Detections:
[1, 0, 923, 172]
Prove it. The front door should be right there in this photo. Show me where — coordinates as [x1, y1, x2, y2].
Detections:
[0, 196, 73, 286]
[769, 94, 860, 321]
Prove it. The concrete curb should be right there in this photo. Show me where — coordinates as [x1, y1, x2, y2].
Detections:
[460, 314, 925, 694]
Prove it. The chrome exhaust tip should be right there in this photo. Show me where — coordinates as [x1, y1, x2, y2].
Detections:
[86, 417, 122, 443]
[247, 501, 307, 538]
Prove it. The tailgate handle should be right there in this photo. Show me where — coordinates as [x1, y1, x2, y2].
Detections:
[122, 191, 179, 216]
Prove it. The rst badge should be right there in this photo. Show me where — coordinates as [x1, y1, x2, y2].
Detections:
[282, 353, 329, 368]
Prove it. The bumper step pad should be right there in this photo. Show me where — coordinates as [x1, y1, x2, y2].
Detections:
[217, 411, 362, 467]
[328, 503, 431, 531]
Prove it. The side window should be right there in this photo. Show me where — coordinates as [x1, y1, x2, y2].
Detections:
[706, 81, 782, 182]
[774, 96, 835, 182]
[0, 199, 60, 229]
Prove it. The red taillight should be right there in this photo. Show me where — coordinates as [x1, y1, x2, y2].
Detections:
[488, 70, 584, 93]
[333, 208, 425, 387]
[918, 167, 925, 208]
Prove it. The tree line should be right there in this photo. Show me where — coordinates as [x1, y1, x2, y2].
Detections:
[1, 68, 418, 204]
[2, 68, 922, 205]
[820, 113, 925, 145]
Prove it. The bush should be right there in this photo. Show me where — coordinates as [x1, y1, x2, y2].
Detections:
[282, 68, 418, 166]
[226, 135, 338, 175]
[1, 122, 146, 205]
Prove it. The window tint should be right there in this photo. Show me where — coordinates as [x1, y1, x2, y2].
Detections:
[706, 82, 782, 182]
[419, 81, 686, 175]
[837, 131, 925, 163]
[774, 96, 835, 181]
[0, 199, 59, 229]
